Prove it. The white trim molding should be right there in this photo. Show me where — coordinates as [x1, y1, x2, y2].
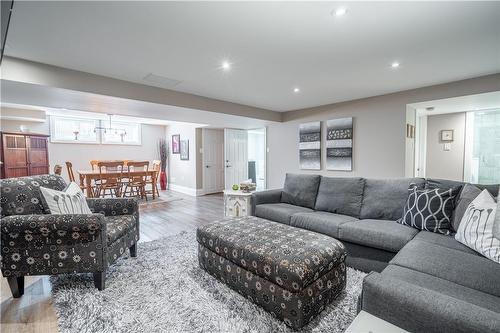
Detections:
[168, 184, 205, 197]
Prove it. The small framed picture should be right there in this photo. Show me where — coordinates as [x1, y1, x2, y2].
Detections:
[180, 140, 189, 160]
[441, 130, 454, 142]
[172, 134, 180, 154]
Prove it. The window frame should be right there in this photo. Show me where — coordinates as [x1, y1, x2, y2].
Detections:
[49, 116, 100, 144]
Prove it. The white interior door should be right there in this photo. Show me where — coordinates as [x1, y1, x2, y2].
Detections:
[202, 129, 224, 194]
[224, 129, 248, 189]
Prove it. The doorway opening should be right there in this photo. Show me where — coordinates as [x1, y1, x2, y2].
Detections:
[202, 127, 267, 195]
[406, 91, 500, 184]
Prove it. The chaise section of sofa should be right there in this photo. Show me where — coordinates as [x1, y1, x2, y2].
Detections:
[360, 232, 500, 333]
[360, 270, 500, 333]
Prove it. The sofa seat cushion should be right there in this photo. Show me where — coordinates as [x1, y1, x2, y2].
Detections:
[314, 177, 365, 218]
[413, 230, 479, 255]
[280, 173, 321, 209]
[381, 264, 500, 313]
[360, 178, 425, 220]
[255, 203, 313, 224]
[105, 215, 137, 244]
[339, 219, 419, 252]
[290, 211, 358, 238]
[390, 240, 500, 297]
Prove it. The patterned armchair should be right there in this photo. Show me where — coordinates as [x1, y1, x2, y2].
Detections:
[0, 174, 140, 297]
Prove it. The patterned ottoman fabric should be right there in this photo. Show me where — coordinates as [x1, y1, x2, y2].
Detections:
[197, 216, 347, 329]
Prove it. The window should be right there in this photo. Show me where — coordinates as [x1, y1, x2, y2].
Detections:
[101, 121, 141, 145]
[50, 116, 142, 145]
[50, 117, 99, 143]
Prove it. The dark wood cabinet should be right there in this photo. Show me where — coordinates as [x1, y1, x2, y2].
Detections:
[0, 132, 50, 179]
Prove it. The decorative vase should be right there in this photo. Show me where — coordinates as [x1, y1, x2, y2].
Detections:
[160, 171, 167, 190]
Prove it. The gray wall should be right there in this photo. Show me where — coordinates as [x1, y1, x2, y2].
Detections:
[425, 112, 466, 181]
[267, 74, 500, 188]
[165, 123, 201, 191]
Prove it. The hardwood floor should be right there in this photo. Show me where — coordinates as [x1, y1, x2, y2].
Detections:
[0, 191, 224, 333]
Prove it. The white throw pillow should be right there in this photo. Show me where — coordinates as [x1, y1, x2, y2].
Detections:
[455, 190, 499, 264]
[40, 182, 92, 215]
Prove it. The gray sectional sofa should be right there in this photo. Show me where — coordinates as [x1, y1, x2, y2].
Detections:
[251, 173, 500, 333]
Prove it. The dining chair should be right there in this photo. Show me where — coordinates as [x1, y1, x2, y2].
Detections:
[96, 161, 124, 197]
[122, 161, 149, 200]
[145, 160, 161, 199]
[90, 160, 100, 171]
[65, 161, 88, 193]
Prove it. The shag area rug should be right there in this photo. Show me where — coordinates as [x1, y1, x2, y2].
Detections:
[51, 232, 366, 333]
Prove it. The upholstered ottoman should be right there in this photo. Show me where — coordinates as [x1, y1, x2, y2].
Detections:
[197, 216, 347, 329]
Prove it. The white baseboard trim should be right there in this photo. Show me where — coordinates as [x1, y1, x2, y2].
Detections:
[168, 184, 224, 197]
[168, 184, 200, 196]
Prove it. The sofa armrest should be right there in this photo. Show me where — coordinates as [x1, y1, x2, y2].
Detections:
[1, 214, 107, 276]
[251, 189, 283, 216]
[87, 197, 139, 217]
[360, 272, 500, 333]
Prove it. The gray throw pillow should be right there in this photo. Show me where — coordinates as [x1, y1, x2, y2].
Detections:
[281, 173, 321, 209]
[452, 183, 482, 232]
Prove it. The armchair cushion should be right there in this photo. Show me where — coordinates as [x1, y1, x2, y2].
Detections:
[86, 197, 139, 217]
[105, 215, 137, 244]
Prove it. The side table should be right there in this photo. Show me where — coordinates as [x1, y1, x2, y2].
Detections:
[223, 190, 253, 217]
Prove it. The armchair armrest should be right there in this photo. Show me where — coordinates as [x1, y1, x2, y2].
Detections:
[1, 213, 105, 235]
[1, 214, 107, 277]
[86, 197, 139, 217]
[251, 189, 283, 216]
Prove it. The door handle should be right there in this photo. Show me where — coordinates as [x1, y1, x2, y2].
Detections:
[205, 165, 211, 168]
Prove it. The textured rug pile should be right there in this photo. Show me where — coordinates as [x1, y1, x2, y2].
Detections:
[51, 232, 366, 333]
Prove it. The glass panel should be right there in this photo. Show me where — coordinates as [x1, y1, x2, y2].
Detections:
[247, 128, 266, 190]
[51, 117, 99, 143]
[468, 110, 500, 184]
[101, 121, 141, 144]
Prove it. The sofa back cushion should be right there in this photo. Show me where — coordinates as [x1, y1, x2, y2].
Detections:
[0, 174, 67, 217]
[360, 178, 425, 220]
[314, 177, 365, 218]
[452, 183, 482, 232]
[281, 173, 321, 209]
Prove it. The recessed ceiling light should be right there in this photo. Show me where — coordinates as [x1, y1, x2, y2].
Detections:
[391, 62, 400, 69]
[221, 61, 231, 71]
[333, 8, 347, 16]
[293, 87, 300, 93]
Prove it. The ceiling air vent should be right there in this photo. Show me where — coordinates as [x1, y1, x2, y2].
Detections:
[143, 73, 182, 88]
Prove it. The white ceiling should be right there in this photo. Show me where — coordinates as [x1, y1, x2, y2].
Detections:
[409, 91, 500, 116]
[4, 1, 500, 112]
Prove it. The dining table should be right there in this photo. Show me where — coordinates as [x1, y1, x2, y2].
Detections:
[78, 169, 157, 198]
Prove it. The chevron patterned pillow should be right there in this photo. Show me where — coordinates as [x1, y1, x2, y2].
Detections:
[397, 183, 460, 235]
